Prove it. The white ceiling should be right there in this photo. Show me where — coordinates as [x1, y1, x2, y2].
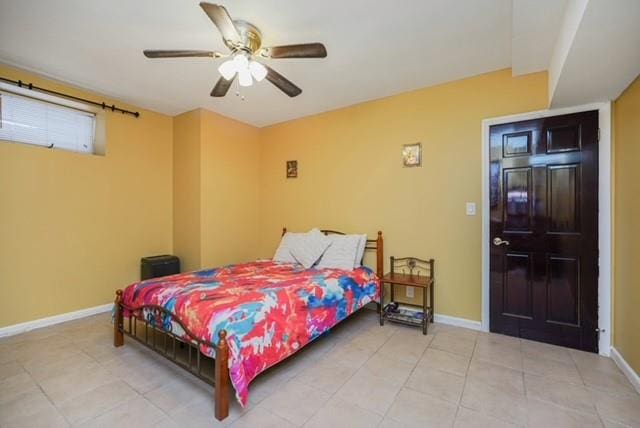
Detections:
[2, 0, 633, 127]
[511, 0, 568, 76]
[549, 0, 640, 107]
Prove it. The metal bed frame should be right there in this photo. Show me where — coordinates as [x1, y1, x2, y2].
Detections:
[113, 229, 383, 421]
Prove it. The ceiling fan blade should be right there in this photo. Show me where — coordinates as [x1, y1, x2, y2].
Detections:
[261, 43, 327, 59]
[199, 2, 241, 43]
[143, 50, 223, 58]
[211, 75, 236, 97]
[265, 66, 302, 97]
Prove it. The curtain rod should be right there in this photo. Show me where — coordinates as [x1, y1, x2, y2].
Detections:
[0, 76, 140, 118]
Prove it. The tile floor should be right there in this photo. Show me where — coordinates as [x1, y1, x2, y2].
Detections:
[0, 309, 639, 427]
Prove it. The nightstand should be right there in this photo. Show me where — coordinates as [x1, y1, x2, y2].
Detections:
[380, 257, 434, 335]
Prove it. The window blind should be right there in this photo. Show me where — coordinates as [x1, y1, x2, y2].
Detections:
[0, 91, 96, 154]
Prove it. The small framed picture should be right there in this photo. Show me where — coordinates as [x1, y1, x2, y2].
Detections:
[402, 143, 422, 167]
[286, 160, 298, 178]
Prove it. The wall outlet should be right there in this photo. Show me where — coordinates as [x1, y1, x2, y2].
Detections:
[466, 202, 476, 216]
[406, 286, 415, 298]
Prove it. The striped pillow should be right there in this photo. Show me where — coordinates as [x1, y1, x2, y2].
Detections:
[273, 232, 306, 263]
[289, 228, 332, 268]
[316, 234, 362, 270]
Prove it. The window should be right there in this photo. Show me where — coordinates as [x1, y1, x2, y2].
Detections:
[0, 91, 96, 154]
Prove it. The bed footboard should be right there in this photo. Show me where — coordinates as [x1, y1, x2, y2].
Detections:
[112, 289, 230, 421]
[114, 290, 124, 347]
[214, 330, 230, 420]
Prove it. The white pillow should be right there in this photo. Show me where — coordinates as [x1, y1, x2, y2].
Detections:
[273, 232, 306, 263]
[316, 234, 361, 270]
[289, 228, 332, 268]
[354, 234, 367, 267]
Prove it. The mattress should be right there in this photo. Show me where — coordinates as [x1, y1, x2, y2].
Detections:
[121, 260, 380, 405]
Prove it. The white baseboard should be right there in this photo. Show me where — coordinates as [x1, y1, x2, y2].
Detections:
[1, 302, 483, 339]
[0, 303, 113, 338]
[610, 347, 640, 394]
[434, 313, 483, 331]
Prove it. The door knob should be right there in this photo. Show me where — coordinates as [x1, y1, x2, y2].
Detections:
[493, 237, 510, 246]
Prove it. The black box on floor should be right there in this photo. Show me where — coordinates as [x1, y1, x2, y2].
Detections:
[140, 255, 180, 280]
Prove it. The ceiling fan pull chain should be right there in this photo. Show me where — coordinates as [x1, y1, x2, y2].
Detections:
[234, 78, 246, 101]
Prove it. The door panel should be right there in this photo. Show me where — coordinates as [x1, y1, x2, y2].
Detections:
[503, 168, 533, 232]
[489, 110, 598, 352]
[547, 124, 582, 153]
[503, 252, 533, 319]
[548, 165, 580, 233]
[503, 131, 532, 156]
[546, 255, 580, 326]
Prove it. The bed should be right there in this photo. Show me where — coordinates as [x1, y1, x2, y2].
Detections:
[113, 229, 383, 421]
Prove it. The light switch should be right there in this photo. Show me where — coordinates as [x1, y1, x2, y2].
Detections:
[466, 202, 476, 216]
[406, 286, 414, 298]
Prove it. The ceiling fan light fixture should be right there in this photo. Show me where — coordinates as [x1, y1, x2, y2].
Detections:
[144, 3, 324, 97]
[233, 53, 249, 69]
[249, 60, 267, 82]
[218, 59, 237, 80]
[238, 67, 253, 87]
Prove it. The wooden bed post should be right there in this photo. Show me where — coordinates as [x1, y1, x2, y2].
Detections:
[214, 329, 230, 421]
[376, 231, 384, 313]
[376, 231, 384, 279]
[114, 289, 124, 347]
[282, 227, 287, 236]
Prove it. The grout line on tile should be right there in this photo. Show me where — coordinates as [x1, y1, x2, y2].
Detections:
[452, 404, 463, 426]
[299, 321, 398, 425]
[32, 368, 73, 426]
[458, 329, 477, 406]
[9, 310, 638, 428]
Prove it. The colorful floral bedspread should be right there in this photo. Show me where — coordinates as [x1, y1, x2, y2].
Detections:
[121, 261, 379, 405]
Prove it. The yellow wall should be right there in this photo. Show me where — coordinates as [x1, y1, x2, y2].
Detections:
[173, 110, 202, 272]
[200, 109, 261, 267]
[172, 109, 261, 271]
[258, 69, 548, 321]
[0, 66, 550, 328]
[10, 62, 638, 353]
[613, 75, 640, 373]
[0, 65, 174, 327]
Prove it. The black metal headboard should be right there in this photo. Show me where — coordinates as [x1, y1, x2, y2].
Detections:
[281, 228, 384, 278]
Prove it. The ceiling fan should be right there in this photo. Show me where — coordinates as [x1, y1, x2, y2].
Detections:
[143, 2, 327, 98]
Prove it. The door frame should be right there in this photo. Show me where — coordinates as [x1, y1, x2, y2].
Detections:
[481, 102, 612, 356]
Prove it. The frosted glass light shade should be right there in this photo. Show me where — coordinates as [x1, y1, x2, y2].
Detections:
[233, 54, 249, 69]
[249, 61, 267, 81]
[238, 68, 253, 87]
[218, 54, 258, 86]
[218, 60, 236, 80]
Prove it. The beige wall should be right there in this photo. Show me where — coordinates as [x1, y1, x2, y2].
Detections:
[172, 109, 261, 271]
[613, 75, 640, 373]
[258, 69, 548, 321]
[0, 65, 174, 327]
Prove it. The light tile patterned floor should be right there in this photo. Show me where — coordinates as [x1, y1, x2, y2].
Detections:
[0, 309, 638, 427]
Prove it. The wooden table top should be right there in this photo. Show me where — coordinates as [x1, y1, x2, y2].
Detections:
[380, 272, 433, 288]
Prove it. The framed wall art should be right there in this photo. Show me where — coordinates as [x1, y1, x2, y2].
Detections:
[286, 160, 298, 178]
[402, 143, 422, 167]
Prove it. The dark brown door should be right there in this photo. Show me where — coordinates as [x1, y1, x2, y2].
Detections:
[489, 110, 599, 352]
